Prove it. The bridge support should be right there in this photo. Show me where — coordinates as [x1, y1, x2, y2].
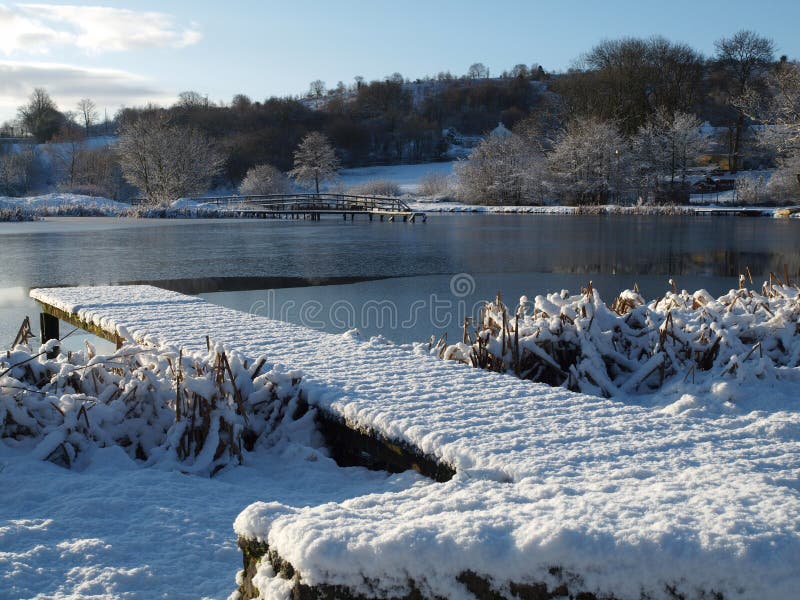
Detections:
[39, 313, 60, 359]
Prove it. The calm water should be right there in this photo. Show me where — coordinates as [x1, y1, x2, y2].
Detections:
[1, 214, 799, 346]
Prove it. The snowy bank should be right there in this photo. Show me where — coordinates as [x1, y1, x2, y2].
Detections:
[424, 283, 800, 405]
[407, 199, 778, 216]
[0, 337, 423, 598]
[0, 193, 130, 216]
[27, 285, 800, 600]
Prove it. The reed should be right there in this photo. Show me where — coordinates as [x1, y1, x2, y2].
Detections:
[0, 326, 302, 474]
[430, 275, 800, 397]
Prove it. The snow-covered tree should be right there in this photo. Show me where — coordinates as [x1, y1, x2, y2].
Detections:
[239, 164, 290, 195]
[766, 153, 800, 201]
[455, 128, 547, 205]
[547, 118, 633, 205]
[289, 132, 340, 194]
[117, 113, 224, 205]
[742, 61, 800, 200]
[633, 110, 706, 189]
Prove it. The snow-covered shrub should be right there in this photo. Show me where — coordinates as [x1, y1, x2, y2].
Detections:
[0, 207, 35, 222]
[348, 179, 401, 197]
[239, 163, 291, 196]
[417, 172, 453, 199]
[455, 130, 547, 205]
[735, 174, 768, 204]
[547, 117, 635, 205]
[426, 281, 800, 398]
[0, 340, 303, 476]
[766, 153, 800, 201]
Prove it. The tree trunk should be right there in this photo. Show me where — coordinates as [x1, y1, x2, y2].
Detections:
[731, 113, 745, 174]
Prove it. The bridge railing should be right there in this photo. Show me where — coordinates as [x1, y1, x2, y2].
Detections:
[198, 193, 413, 213]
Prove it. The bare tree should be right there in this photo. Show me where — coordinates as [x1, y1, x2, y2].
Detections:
[117, 113, 225, 205]
[17, 88, 64, 142]
[714, 30, 775, 172]
[76, 98, 98, 136]
[177, 91, 207, 109]
[231, 94, 252, 112]
[239, 164, 291, 195]
[49, 123, 87, 187]
[554, 37, 703, 135]
[467, 63, 489, 79]
[309, 80, 326, 98]
[510, 64, 529, 78]
[289, 132, 340, 193]
[0, 145, 36, 196]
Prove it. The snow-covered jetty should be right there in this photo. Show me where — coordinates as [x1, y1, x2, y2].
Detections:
[30, 286, 800, 600]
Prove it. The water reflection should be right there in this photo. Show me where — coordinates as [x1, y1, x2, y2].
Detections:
[1, 214, 799, 344]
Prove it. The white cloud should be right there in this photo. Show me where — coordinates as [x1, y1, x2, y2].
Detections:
[0, 4, 67, 54]
[0, 3, 201, 55]
[0, 60, 175, 120]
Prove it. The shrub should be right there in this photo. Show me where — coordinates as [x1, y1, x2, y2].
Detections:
[417, 172, 453, 198]
[239, 163, 291, 195]
[348, 179, 401, 196]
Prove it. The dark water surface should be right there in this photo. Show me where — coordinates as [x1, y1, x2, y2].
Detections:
[2, 214, 799, 346]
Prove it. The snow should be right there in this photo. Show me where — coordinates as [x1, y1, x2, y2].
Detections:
[0, 338, 423, 598]
[0, 193, 129, 216]
[337, 161, 454, 194]
[0, 437, 419, 599]
[27, 285, 800, 599]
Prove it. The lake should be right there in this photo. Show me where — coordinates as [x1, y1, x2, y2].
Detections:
[2, 214, 799, 348]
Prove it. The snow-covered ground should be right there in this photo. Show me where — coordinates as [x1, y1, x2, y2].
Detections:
[337, 161, 454, 193]
[0, 338, 423, 599]
[2, 164, 798, 219]
[0, 193, 129, 216]
[22, 285, 800, 600]
[0, 434, 419, 599]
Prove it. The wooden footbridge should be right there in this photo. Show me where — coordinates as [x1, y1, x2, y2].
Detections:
[185, 193, 426, 222]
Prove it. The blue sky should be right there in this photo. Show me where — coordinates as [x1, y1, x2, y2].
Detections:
[1, 0, 799, 121]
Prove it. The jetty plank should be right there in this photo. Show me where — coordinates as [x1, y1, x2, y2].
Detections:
[29, 285, 800, 599]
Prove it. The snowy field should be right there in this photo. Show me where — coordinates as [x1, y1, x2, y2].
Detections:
[337, 161, 455, 193]
[0, 431, 419, 599]
[11, 284, 800, 599]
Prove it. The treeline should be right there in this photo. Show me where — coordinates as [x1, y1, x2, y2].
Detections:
[2, 31, 798, 205]
[453, 31, 800, 205]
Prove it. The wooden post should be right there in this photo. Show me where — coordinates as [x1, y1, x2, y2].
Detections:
[40, 312, 60, 359]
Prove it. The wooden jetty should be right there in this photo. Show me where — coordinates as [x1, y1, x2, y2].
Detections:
[135, 193, 427, 222]
[27, 285, 800, 600]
